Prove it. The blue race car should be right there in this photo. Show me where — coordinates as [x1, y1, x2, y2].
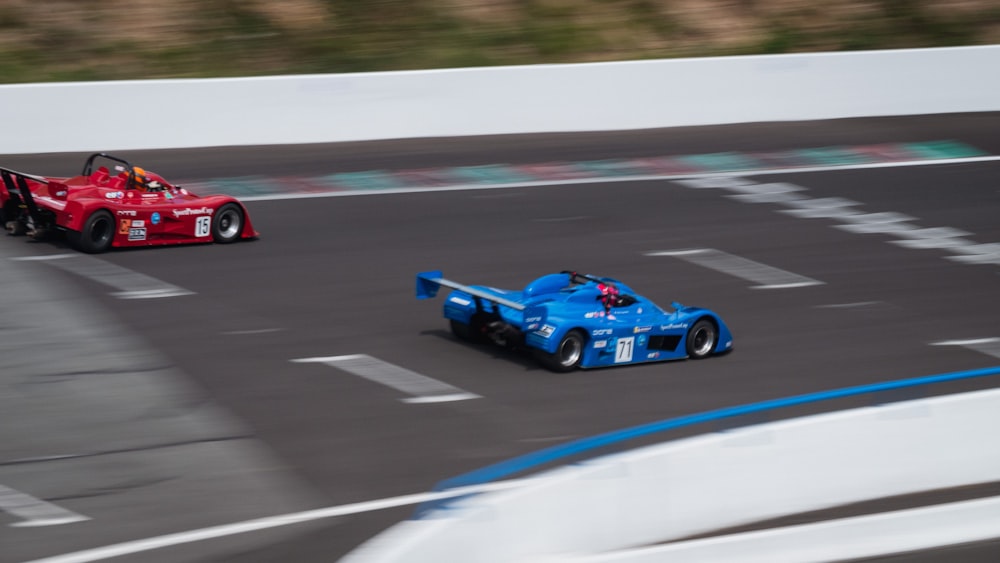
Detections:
[416, 270, 733, 372]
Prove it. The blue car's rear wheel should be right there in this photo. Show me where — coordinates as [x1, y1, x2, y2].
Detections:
[450, 314, 487, 343]
[450, 319, 474, 341]
[536, 329, 585, 372]
[686, 319, 717, 359]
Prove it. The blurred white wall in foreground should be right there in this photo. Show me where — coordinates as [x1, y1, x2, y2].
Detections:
[1, 45, 998, 155]
[341, 387, 1000, 562]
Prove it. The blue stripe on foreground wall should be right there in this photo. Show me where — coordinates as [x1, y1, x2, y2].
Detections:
[415, 365, 1000, 518]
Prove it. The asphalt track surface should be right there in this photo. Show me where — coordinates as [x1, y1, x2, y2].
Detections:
[2, 113, 1000, 562]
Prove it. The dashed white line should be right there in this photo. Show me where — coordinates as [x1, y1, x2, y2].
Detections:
[112, 288, 192, 299]
[10, 254, 193, 299]
[646, 248, 824, 289]
[678, 175, 1000, 267]
[814, 301, 882, 309]
[932, 337, 1000, 359]
[8, 253, 78, 261]
[402, 394, 480, 404]
[933, 338, 1000, 346]
[291, 354, 481, 403]
[751, 281, 821, 289]
[891, 227, 972, 249]
[0, 484, 89, 528]
[781, 197, 862, 218]
[221, 328, 284, 335]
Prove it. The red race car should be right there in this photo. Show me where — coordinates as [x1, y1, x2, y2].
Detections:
[1, 152, 258, 253]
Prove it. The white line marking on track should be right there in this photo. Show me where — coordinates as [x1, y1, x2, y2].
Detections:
[751, 281, 820, 289]
[112, 288, 192, 299]
[10, 254, 193, 299]
[9, 254, 78, 261]
[0, 484, 90, 528]
[646, 248, 824, 289]
[890, 226, 973, 249]
[221, 328, 284, 335]
[291, 354, 481, 403]
[235, 155, 1000, 202]
[25, 480, 528, 563]
[932, 338, 1000, 346]
[402, 393, 481, 404]
[814, 301, 882, 309]
[932, 337, 1000, 359]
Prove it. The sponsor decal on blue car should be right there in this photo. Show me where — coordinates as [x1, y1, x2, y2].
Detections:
[535, 325, 556, 338]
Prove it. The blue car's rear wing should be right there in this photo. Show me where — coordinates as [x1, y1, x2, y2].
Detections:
[416, 270, 526, 311]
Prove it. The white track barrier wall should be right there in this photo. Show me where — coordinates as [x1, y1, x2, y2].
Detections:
[341, 388, 1000, 562]
[1, 45, 999, 155]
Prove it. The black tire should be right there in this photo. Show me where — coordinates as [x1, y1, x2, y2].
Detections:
[536, 329, 586, 372]
[2, 200, 21, 235]
[212, 203, 243, 243]
[685, 319, 717, 359]
[69, 209, 115, 253]
[450, 319, 473, 341]
[450, 314, 488, 343]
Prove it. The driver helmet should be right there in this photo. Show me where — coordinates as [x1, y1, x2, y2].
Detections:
[133, 167, 148, 190]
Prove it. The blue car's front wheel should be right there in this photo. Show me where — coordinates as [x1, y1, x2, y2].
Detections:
[686, 319, 717, 359]
[536, 329, 585, 372]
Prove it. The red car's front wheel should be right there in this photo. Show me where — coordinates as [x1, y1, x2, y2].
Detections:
[212, 203, 243, 244]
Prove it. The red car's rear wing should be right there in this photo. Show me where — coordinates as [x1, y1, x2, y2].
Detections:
[0, 167, 48, 229]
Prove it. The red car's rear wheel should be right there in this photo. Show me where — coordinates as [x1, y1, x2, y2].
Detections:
[68, 210, 114, 253]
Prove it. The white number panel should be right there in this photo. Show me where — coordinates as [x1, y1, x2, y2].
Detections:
[614, 336, 634, 363]
[195, 216, 211, 237]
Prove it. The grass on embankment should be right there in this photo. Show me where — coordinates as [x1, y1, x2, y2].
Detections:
[0, 0, 998, 84]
